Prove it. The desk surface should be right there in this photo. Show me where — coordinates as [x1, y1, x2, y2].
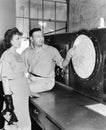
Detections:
[30, 82, 106, 130]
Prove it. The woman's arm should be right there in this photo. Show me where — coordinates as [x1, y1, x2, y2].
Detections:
[2, 77, 12, 95]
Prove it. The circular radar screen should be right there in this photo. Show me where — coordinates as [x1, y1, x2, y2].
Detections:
[72, 34, 96, 79]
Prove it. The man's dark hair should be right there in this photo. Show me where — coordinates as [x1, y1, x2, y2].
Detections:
[29, 28, 41, 37]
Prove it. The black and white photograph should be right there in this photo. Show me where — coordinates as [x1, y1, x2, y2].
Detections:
[1, 0, 106, 130]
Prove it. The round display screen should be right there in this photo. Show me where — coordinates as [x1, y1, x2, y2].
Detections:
[72, 34, 96, 79]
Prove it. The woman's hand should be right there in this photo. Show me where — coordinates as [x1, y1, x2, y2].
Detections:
[2, 94, 18, 125]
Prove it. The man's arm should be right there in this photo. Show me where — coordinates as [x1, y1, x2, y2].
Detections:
[52, 46, 75, 69]
[62, 47, 75, 68]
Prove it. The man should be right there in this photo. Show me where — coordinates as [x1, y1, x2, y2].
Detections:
[22, 28, 74, 94]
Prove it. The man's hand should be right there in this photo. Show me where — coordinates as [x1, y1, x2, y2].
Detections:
[62, 46, 76, 68]
[29, 91, 40, 98]
[66, 47, 76, 61]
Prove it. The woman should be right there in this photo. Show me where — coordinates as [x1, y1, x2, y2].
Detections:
[0, 29, 13, 130]
[0, 27, 31, 130]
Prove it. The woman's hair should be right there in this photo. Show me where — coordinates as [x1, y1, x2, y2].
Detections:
[3, 29, 12, 48]
[3, 27, 22, 47]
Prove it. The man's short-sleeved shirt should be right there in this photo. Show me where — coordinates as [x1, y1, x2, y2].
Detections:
[22, 44, 63, 78]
